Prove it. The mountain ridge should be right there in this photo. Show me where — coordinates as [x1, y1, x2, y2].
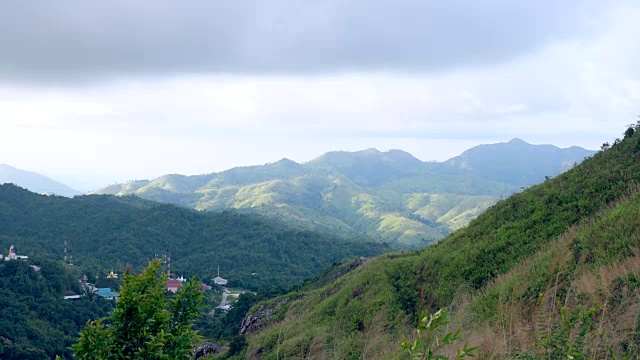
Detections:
[93, 140, 596, 248]
[0, 163, 80, 197]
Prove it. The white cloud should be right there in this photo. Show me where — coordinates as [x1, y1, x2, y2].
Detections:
[0, 1, 638, 190]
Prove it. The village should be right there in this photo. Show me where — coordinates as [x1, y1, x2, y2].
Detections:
[2, 243, 246, 312]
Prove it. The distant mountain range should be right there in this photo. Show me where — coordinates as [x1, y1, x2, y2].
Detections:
[0, 164, 80, 197]
[94, 139, 596, 248]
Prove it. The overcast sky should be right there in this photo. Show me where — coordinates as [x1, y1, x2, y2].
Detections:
[0, 1, 638, 191]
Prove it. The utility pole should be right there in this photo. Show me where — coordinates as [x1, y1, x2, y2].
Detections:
[167, 252, 171, 277]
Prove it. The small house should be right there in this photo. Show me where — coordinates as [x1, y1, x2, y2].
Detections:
[166, 279, 184, 294]
[97, 288, 119, 300]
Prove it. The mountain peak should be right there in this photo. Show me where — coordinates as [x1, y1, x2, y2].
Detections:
[507, 138, 529, 145]
[274, 158, 299, 165]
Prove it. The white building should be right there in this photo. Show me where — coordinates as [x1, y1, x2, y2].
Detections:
[4, 245, 28, 261]
[213, 276, 228, 286]
[213, 264, 228, 286]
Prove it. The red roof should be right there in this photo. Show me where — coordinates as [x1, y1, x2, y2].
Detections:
[166, 279, 184, 288]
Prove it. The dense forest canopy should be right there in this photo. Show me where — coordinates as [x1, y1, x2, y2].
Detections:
[0, 185, 388, 291]
[0, 260, 113, 359]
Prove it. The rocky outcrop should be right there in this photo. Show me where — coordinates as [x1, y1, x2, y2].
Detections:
[194, 342, 220, 359]
[239, 298, 290, 335]
[325, 257, 370, 284]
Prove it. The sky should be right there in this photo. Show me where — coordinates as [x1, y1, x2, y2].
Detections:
[0, 1, 639, 191]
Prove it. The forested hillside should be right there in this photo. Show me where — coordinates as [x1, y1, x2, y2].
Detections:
[0, 260, 113, 360]
[95, 140, 594, 248]
[0, 186, 388, 291]
[240, 126, 640, 359]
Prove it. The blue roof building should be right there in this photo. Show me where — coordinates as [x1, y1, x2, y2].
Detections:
[97, 287, 119, 300]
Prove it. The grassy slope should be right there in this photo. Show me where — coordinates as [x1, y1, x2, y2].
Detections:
[243, 130, 640, 359]
[463, 189, 640, 358]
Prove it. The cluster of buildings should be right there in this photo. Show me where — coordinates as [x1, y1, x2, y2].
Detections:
[1, 244, 231, 302]
[66, 273, 120, 300]
[165, 275, 216, 293]
[62, 253, 229, 303]
[164, 264, 226, 294]
[65, 274, 117, 300]
[1, 245, 29, 261]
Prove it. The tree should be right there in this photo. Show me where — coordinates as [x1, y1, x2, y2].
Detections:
[73, 260, 203, 360]
[624, 126, 635, 139]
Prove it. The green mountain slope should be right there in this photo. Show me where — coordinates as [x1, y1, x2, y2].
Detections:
[240, 128, 639, 359]
[0, 163, 80, 197]
[94, 141, 594, 248]
[0, 185, 388, 291]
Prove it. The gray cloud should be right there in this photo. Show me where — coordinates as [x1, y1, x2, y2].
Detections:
[0, 0, 601, 83]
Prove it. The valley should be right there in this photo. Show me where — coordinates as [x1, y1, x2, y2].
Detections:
[93, 139, 594, 248]
[0, 138, 603, 359]
[2, 2, 636, 358]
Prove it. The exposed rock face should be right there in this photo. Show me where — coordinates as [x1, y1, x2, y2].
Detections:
[239, 298, 290, 335]
[194, 342, 220, 359]
[326, 256, 370, 284]
[319, 256, 371, 299]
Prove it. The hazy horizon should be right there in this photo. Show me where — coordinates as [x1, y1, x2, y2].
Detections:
[2, 137, 596, 192]
[1, 1, 637, 191]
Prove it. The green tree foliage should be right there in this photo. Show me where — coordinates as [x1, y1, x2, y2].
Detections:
[0, 185, 388, 291]
[0, 260, 113, 360]
[73, 260, 203, 360]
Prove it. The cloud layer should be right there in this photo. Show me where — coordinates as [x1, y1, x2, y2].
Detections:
[0, 0, 600, 82]
[0, 1, 638, 191]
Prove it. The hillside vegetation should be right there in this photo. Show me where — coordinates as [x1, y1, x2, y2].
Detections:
[0, 186, 388, 291]
[95, 140, 594, 248]
[240, 127, 640, 359]
[0, 260, 113, 360]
